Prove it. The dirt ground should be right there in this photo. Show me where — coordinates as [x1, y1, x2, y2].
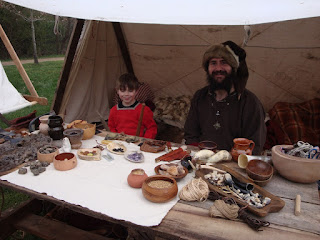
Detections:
[1, 57, 64, 66]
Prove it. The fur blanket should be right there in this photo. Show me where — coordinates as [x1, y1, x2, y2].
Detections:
[153, 95, 191, 129]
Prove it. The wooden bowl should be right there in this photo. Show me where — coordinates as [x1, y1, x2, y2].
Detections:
[142, 175, 178, 203]
[198, 141, 217, 151]
[272, 145, 320, 183]
[53, 153, 77, 171]
[37, 145, 59, 163]
[73, 123, 96, 140]
[246, 159, 273, 181]
[154, 164, 188, 179]
[249, 172, 273, 187]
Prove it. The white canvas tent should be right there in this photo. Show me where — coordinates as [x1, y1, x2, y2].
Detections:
[3, 0, 320, 124]
[0, 61, 36, 114]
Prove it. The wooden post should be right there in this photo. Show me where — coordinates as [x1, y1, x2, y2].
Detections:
[136, 103, 145, 136]
[0, 24, 39, 97]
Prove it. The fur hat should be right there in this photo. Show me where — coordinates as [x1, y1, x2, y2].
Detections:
[202, 44, 239, 71]
[203, 41, 249, 96]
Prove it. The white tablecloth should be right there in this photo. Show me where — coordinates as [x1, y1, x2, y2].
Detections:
[0, 135, 193, 226]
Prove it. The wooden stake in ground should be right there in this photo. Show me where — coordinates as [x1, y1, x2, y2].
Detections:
[0, 24, 38, 97]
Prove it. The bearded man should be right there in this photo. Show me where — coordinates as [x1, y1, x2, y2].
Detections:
[184, 41, 266, 155]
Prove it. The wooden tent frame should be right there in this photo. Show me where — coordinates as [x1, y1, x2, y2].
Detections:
[0, 24, 48, 126]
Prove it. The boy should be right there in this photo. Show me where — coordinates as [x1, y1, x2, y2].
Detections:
[108, 73, 157, 139]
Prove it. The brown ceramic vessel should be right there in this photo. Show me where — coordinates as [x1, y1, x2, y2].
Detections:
[231, 138, 255, 162]
[246, 159, 273, 181]
[198, 141, 217, 152]
[142, 175, 178, 203]
[127, 169, 148, 188]
[37, 145, 59, 163]
[272, 145, 320, 183]
[53, 152, 77, 171]
[63, 128, 84, 149]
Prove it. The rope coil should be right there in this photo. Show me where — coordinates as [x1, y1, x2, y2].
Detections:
[179, 178, 209, 202]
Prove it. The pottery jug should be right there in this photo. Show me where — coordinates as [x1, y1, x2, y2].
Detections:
[231, 138, 255, 162]
[127, 169, 148, 188]
[48, 115, 64, 140]
[39, 115, 50, 135]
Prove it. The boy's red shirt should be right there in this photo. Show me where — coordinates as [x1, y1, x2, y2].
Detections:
[108, 101, 157, 139]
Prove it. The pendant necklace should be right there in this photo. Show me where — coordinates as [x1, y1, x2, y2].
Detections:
[213, 109, 221, 130]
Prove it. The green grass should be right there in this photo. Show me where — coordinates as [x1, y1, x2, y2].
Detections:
[0, 61, 63, 128]
[1, 61, 63, 240]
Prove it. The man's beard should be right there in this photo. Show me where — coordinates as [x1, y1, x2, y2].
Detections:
[207, 70, 235, 94]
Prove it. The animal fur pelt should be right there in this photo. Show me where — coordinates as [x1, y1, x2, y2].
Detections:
[153, 95, 191, 129]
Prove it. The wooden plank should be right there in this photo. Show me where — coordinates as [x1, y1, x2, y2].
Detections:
[112, 22, 134, 74]
[14, 212, 113, 240]
[52, 19, 85, 114]
[23, 95, 48, 106]
[156, 202, 320, 240]
[227, 163, 319, 204]
[0, 198, 41, 239]
[0, 113, 11, 126]
[182, 197, 320, 235]
[0, 24, 38, 97]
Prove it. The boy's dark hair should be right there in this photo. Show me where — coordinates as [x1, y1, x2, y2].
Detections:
[116, 73, 140, 91]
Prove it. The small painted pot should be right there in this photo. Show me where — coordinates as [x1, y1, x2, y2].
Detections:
[53, 152, 77, 171]
[127, 169, 148, 188]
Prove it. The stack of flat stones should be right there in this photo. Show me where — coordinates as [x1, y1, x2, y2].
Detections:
[18, 160, 50, 176]
[39, 146, 57, 154]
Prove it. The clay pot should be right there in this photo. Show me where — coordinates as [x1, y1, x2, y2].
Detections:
[48, 115, 64, 140]
[63, 128, 84, 149]
[37, 145, 59, 163]
[39, 115, 50, 135]
[53, 152, 77, 171]
[127, 169, 148, 188]
[230, 138, 255, 162]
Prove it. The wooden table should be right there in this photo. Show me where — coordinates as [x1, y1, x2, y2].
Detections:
[0, 136, 319, 240]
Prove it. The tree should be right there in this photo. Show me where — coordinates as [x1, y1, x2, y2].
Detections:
[1, 2, 48, 63]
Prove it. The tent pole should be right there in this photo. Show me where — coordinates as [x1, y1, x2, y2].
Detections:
[52, 19, 85, 114]
[0, 24, 39, 97]
[112, 22, 134, 74]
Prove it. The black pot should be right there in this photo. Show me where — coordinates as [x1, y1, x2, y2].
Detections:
[48, 115, 64, 140]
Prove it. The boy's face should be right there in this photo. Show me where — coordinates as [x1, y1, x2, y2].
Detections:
[117, 87, 137, 106]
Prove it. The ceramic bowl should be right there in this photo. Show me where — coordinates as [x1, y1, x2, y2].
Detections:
[77, 148, 101, 161]
[142, 175, 178, 203]
[272, 145, 320, 183]
[198, 141, 217, 152]
[246, 159, 273, 181]
[37, 145, 59, 163]
[53, 152, 77, 171]
[73, 123, 96, 140]
[154, 164, 188, 179]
